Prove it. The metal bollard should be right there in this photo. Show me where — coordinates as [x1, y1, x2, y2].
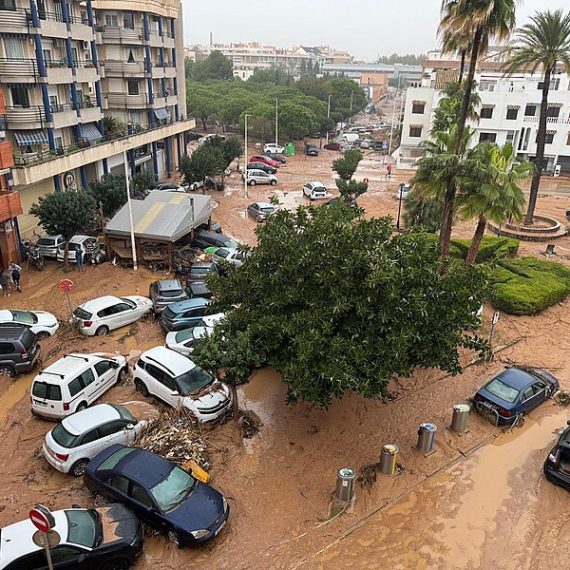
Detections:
[335, 467, 356, 502]
[451, 403, 470, 434]
[379, 444, 399, 476]
[417, 423, 437, 453]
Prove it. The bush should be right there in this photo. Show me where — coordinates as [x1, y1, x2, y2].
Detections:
[489, 257, 570, 315]
[451, 236, 519, 262]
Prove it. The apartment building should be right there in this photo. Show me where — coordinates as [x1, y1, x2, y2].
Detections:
[400, 49, 570, 174]
[0, 0, 194, 237]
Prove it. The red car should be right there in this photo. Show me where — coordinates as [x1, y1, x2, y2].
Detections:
[324, 142, 341, 151]
[249, 155, 281, 168]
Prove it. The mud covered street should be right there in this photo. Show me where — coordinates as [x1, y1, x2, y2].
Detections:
[1, 141, 570, 569]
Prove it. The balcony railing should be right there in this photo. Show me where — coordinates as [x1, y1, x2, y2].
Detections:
[523, 115, 564, 124]
[99, 25, 144, 43]
[5, 106, 46, 127]
[0, 58, 39, 80]
[0, 7, 31, 32]
[106, 92, 150, 108]
[103, 60, 146, 75]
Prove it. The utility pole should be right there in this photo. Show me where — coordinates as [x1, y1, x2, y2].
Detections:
[244, 113, 250, 199]
[326, 94, 331, 145]
[388, 72, 402, 155]
[123, 149, 137, 271]
[275, 98, 279, 146]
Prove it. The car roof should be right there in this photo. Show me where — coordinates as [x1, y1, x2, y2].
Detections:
[247, 169, 266, 175]
[141, 346, 194, 376]
[35, 353, 103, 383]
[254, 202, 274, 208]
[69, 235, 91, 244]
[168, 298, 209, 313]
[307, 181, 325, 187]
[492, 367, 537, 389]
[0, 310, 15, 322]
[62, 403, 121, 435]
[80, 295, 123, 311]
[191, 261, 215, 270]
[156, 279, 183, 291]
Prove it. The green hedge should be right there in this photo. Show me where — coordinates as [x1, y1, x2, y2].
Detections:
[489, 257, 570, 315]
[451, 236, 519, 262]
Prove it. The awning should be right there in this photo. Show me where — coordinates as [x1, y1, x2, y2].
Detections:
[13, 130, 48, 146]
[154, 107, 168, 120]
[80, 123, 103, 142]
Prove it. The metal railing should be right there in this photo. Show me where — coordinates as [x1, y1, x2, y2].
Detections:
[50, 103, 74, 113]
[0, 58, 38, 79]
[5, 105, 46, 127]
[0, 7, 30, 31]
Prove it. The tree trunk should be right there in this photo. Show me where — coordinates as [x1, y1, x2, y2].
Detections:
[465, 215, 487, 265]
[230, 384, 239, 418]
[459, 49, 466, 83]
[201, 117, 207, 130]
[439, 26, 483, 263]
[524, 68, 552, 225]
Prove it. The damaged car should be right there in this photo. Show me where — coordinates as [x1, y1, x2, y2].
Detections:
[544, 420, 570, 491]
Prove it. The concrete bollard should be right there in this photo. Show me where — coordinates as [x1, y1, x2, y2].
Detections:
[335, 467, 356, 502]
[417, 423, 437, 453]
[451, 403, 470, 434]
[379, 444, 399, 476]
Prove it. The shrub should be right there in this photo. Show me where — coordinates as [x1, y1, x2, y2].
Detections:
[451, 236, 519, 262]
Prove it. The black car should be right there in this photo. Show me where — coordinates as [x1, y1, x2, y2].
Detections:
[149, 279, 189, 315]
[0, 504, 143, 569]
[186, 261, 219, 284]
[0, 326, 40, 377]
[84, 445, 229, 548]
[186, 281, 213, 299]
[305, 144, 319, 156]
[263, 151, 286, 164]
[544, 421, 570, 490]
[192, 230, 239, 250]
[187, 132, 203, 141]
[247, 162, 277, 175]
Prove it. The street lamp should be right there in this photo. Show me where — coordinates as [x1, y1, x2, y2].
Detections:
[275, 99, 279, 146]
[122, 147, 138, 271]
[244, 113, 251, 199]
[325, 95, 331, 145]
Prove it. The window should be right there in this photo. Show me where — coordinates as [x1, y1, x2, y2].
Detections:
[32, 382, 62, 400]
[98, 421, 124, 438]
[480, 107, 494, 119]
[80, 429, 99, 444]
[506, 131, 515, 144]
[159, 372, 176, 391]
[0, 342, 13, 354]
[51, 546, 82, 563]
[10, 87, 29, 108]
[127, 79, 140, 96]
[538, 78, 560, 91]
[80, 368, 95, 387]
[0, 0, 17, 9]
[105, 14, 118, 27]
[479, 80, 496, 92]
[532, 382, 546, 394]
[411, 102, 425, 114]
[525, 105, 537, 117]
[506, 108, 518, 120]
[42, 49, 52, 65]
[547, 106, 560, 119]
[68, 377, 82, 397]
[108, 475, 130, 494]
[566, 132, 570, 146]
[540, 132, 555, 144]
[145, 363, 166, 383]
[131, 484, 154, 508]
[522, 387, 534, 401]
[4, 37, 23, 59]
[94, 360, 112, 377]
[113, 303, 132, 313]
[123, 12, 134, 29]
[127, 48, 135, 63]
[409, 126, 423, 138]
[479, 132, 497, 143]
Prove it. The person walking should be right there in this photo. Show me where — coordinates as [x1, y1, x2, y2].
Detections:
[9, 262, 22, 293]
[387, 163, 393, 179]
[0, 272, 9, 297]
[75, 247, 84, 272]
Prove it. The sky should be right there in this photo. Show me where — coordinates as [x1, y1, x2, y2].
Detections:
[183, 0, 567, 61]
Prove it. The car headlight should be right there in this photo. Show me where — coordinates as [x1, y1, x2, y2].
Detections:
[191, 529, 209, 539]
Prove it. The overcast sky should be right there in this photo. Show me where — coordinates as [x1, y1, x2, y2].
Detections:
[183, 0, 567, 61]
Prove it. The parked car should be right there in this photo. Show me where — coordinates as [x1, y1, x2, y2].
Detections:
[73, 295, 153, 336]
[249, 155, 281, 168]
[263, 143, 285, 154]
[247, 161, 277, 175]
[186, 261, 219, 284]
[305, 144, 319, 156]
[36, 234, 64, 259]
[0, 309, 58, 338]
[544, 420, 570, 491]
[134, 346, 232, 422]
[84, 445, 230, 547]
[186, 281, 213, 299]
[149, 280, 188, 315]
[187, 131, 203, 141]
[150, 183, 187, 193]
[43, 401, 158, 476]
[206, 247, 247, 267]
[193, 230, 239, 250]
[247, 202, 278, 222]
[302, 181, 328, 201]
[0, 505, 143, 569]
[324, 142, 342, 151]
[188, 177, 224, 192]
[244, 169, 277, 186]
[165, 326, 214, 356]
[31, 352, 128, 420]
[159, 298, 210, 331]
[396, 183, 412, 200]
[56, 235, 100, 264]
[263, 151, 286, 164]
[198, 133, 225, 145]
[360, 139, 372, 149]
[473, 366, 559, 425]
[197, 220, 222, 234]
[0, 326, 40, 378]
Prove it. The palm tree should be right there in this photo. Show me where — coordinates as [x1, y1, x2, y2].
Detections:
[439, 26, 472, 82]
[504, 10, 570, 224]
[438, 0, 517, 260]
[459, 143, 532, 264]
[432, 81, 481, 134]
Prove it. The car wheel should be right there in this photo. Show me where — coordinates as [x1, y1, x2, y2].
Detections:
[95, 325, 109, 336]
[270, 180, 277, 186]
[167, 530, 184, 549]
[135, 379, 149, 397]
[70, 459, 89, 477]
[249, 180, 256, 186]
[0, 366, 15, 378]
[118, 367, 128, 382]
[36, 331, 50, 340]
[99, 557, 130, 570]
[76, 402, 88, 412]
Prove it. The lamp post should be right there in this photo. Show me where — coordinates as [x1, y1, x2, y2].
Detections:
[122, 148, 138, 271]
[244, 113, 251, 199]
[326, 95, 331, 145]
[388, 72, 402, 155]
[275, 98, 279, 147]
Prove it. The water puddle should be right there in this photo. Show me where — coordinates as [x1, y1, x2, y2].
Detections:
[0, 371, 36, 424]
[240, 367, 284, 425]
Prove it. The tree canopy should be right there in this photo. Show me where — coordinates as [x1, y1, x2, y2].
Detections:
[88, 174, 126, 218]
[186, 50, 233, 81]
[191, 203, 488, 407]
[179, 145, 226, 186]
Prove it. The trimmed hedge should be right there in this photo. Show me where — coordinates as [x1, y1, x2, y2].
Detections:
[489, 257, 570, 315]
[451, 236, 519, 262]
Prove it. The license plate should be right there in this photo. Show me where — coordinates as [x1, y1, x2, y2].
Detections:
[34, 400, 47, 406]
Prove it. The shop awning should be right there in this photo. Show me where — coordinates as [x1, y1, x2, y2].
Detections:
[154, 107, 168, 120]
[13, 130, 48, 146]
[79, 123, 103, 142]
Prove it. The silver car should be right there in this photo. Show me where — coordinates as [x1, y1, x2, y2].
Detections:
[37, 234, 64, 258]
[245, 169, 277, 186]
[247, 202, 277, 222]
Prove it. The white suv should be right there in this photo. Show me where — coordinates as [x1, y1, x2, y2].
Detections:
[31, 353, 128, 419]
[263, 143, 285, 154]
[133, 346, 232, 422]
[303, 181, 328, 200]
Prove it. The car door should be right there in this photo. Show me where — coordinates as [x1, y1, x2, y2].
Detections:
[156, 368, 180, 408]
[144, 363, 172, 405]
[106, 473, 131, 503]
[108, 301, 136, 329]
[128, 482, 163, 529]
[521, 381, 548, 413]
[94, 359, 118, 393]
[249, 203, 258, 218]
[80, 367, 100, 403]
[76, 427, 101, 461]
[183, 307, 206, 328]
[97, 420, 131, 451]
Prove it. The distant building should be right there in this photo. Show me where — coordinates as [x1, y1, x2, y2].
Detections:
[360, 72, 389, 104]
[322, 62, 423, 83]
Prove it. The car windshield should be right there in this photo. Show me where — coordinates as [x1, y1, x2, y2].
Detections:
[51, 423, 80, 448]
[68, 243, 81, 251]
[65, 509, 100, 548]
[111, 404, 136, 423]
[313, 186, 326, 193]
[74, 307, 92, 320]
[190, 268, 208, 278]
[260, 207, 275, 214]
[150, 465, 196, 512]
[10, 310, 37, 324]
[119, 298, 136, 309]
[223, 238, 238, 249]
[38, 238, 55, 246]
[485, 378, 520, 403]
[175, 365, 213, 395]
[215, 249, 229, 259]
[159, 288, 184, 298]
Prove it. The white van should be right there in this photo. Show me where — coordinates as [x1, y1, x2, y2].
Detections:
[341, 133, 359, 143]
[31, 353, 128, 419]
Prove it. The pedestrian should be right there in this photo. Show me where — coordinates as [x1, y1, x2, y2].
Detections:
[9, 262, 22, 293]
[387, 163, 393, 179]
[0, 272, 9, 297]
[75, 247, 84, 272]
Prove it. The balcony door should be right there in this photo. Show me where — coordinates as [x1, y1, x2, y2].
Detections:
[3, 37, 23, 60]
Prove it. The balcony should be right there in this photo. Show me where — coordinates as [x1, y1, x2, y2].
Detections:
[5, 106, 46, 130]
[75, 61, 99, 84]
[70, 22, 93, 42]
[523, 115, 564, 124]
[79, 105, 102, 123]
[103, 60, 146, 77]
[0, 59, 38, 84]
[0, 141, 14, 170]
[99, 25, 144, 44]
[45, 61, 73, 84]
[38, 11, 68, 38]
[106, 92, 150, 109]
[0, 7, 31, 35]
[51, 103, 77, 129]
[153, 95, 178, 108]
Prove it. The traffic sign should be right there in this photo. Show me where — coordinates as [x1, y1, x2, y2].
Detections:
[29, 506, 54, 533]
[59, 279, 74, 293]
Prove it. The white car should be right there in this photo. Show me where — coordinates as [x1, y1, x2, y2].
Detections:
[165, 326, 213, 356]
[150, 183, 187, 193]
[73, 295, 153, 336]
[42, 401, 159, 476]
[208, 247, 248, 267]
[0, 309, 59, 338]
[396, 184, 412, 200]
[303, 181, 328, 200]
[56, 235, 100, 264]
[133, 346, 232, 422]
[199, 133, 225, 145]
[263, 143, 285, 154]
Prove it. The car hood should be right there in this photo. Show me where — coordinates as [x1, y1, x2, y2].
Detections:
[184, 382, 230, 409]
[168, 481, 225, 532]
[34, 311, 59, 327]
[97, 503, 141, 545]
[476, 386, 512, 409]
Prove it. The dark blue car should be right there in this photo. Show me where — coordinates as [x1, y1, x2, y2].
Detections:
[159, 298, 210, 332]
[83, 445, 229, 548]
[473, 366, 559, 425]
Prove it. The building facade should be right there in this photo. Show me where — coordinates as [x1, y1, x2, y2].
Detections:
[0, 0, 194, 236]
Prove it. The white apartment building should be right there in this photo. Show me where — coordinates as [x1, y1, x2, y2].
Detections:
[0, 0, 195, 236]
[400, 50, 570, 174]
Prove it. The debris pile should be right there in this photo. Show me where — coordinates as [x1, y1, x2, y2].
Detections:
[238, 410, 262, 439]
[358, 463, 379, 488]
[555, 391, 570, 407]
[134, 411, 210, 470]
